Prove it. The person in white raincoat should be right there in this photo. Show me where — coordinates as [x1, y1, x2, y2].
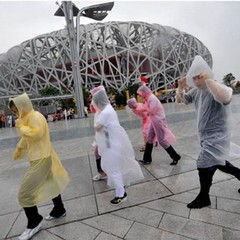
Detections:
[91, 86, 144, 205]
[176, 55, 240, 209]
[89, 86, 107, 181]
[137, 85, 181, 165]
[9, 93, 69, 240]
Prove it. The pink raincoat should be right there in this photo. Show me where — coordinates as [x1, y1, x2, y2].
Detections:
[137, 85, 176, 148]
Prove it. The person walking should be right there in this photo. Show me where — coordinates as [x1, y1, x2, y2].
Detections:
[9, 93, 69, 240]
[89, 86, 107, 181]
[176, 55, 240, 208]
[91, 86, 144, 205]
[137, 84, 181, 165]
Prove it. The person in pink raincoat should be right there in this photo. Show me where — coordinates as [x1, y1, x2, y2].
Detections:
[127, 97, 157, 152]
[137, 85, 181, 165]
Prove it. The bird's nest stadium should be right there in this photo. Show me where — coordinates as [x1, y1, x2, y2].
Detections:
[0, 21, 212, 106]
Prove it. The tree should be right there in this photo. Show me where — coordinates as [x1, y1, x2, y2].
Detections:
[39, 86, 59, 96]
[222, 73, 235, 87]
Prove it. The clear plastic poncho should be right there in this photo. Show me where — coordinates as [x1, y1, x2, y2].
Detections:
[184, 55, 237, 168]
[137, 85, 176, 148]
[186, 55, 214, 87]
[92, 88, 144, 188]
[10, 93, 69, 207]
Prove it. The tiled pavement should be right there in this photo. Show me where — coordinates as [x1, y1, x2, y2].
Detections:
[1, 95, 240, 240]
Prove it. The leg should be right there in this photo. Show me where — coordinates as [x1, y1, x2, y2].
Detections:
[93, 145, 107, 181]
[187, 166, 217, 209]
[218, 161, 240, 180]
[164, 145, 181, 165]
[139, 125, 154, 164]
[110, 171, 127, 205]
[23, 206, 43, 229]
[19, 206, 42, 240]
[218, 161, 240, 193]
[139, 142, 153, 165]
[45, 195, 66, 221]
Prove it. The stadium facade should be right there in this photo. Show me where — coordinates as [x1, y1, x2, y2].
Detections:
[0, 21, 212, 103]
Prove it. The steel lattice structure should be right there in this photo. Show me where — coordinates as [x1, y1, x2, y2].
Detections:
[0, 21, 212, 100]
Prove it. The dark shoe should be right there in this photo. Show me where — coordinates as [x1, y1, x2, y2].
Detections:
[238, 188, 240, 193]
[187, 198, 211, 209]
[138, 160, 151, 165]
[165, 146, 181, 165]
[170, 155, 181, 165]
[110, 192, 127, 205]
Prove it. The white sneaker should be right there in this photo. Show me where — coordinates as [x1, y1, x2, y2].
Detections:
[92, 174, 107, 181]
[45, 212, 66, 221]
[18, 222, 41, 240]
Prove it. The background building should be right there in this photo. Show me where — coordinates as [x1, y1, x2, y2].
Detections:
[0, 21, 212, 106]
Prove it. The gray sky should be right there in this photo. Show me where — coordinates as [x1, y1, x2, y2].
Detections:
[0, 0, 240, 81]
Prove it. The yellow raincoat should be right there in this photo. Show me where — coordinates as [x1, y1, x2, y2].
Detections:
[10, 93, 69, 207]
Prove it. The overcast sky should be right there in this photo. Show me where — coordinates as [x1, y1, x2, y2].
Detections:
[0, 0, 239, 81]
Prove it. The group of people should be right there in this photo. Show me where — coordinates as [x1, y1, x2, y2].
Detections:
[8, 55, 240, 240]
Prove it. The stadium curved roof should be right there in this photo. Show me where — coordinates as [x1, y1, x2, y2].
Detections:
[0, 21, 212, 99]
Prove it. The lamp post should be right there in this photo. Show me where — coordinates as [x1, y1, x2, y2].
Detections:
[55, 1, 114, 118]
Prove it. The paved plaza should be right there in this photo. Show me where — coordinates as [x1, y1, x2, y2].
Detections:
[1, 95, 240, 240]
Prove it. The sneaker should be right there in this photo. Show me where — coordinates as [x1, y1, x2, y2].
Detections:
[92, 173, 107, 181]
[110, 192, 127, 205]
[18, 222, 41, 240]
[45, 211, 66, 221]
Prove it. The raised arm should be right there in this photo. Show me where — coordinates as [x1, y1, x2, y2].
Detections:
[205, 78, 232, 104]
[175, 76, 187, 103]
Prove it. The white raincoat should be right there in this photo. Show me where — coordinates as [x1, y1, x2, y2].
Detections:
[92, 88, 144, 189]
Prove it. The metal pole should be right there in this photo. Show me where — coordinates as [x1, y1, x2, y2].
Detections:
[62, 1, 85, 118]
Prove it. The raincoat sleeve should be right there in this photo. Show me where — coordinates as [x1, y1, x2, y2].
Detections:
[183, 88, 197, 104]
[13, 137, 27, 160]
[17, 113, 45, 141]
[94, 110, 107, 131]
[205, 79, 232, 104]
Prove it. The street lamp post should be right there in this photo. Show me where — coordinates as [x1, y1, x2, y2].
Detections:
[55, 1, 114, 118]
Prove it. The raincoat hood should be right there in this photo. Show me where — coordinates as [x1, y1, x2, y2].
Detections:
[127, 98, 138, 109]
[9, 93, 33, 118]
[186, 55, 214, 87]
[90, 85, 105, 96]
[92, 87, 110, 111]
[137, 85, 152, 100]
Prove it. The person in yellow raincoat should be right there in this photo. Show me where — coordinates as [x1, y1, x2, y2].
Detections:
[9, 93, 69, 240]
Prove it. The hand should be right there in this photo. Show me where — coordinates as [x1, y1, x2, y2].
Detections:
[15, 119, 23, 128]
[13, 148, 25, 160]
[90, 104, 96, 113]
[178, 76, 187, 89]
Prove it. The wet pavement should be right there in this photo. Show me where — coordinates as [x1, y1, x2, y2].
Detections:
[1, 95, 240, 240]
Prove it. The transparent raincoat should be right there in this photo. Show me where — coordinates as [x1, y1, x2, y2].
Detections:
[10, 93, 69, 207]
[137, 85, 176, 148]
[92, 88, 144, 188]
[184, 55, 236, 168]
